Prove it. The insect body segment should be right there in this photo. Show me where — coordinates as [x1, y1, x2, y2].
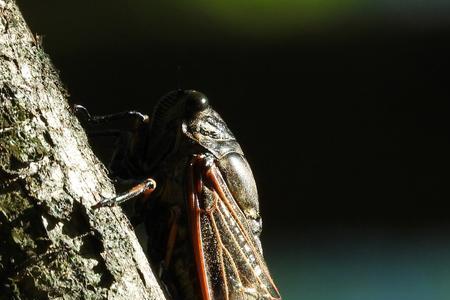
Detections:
[75, 90, 281, 299]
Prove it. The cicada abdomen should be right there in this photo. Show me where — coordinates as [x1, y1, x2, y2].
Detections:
[77, 90, 281, 299]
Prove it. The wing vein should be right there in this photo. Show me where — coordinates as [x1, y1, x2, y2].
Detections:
[208, 208, 230, 300]
[216, 203, 273, 297]
[211, 166, 280, 296]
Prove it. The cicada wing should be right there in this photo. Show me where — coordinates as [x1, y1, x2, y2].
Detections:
[187, 156, 281, 300]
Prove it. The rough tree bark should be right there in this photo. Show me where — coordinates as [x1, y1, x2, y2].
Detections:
[0, 1, 166, 299]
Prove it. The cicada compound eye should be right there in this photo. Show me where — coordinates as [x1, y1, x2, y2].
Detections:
[184, 90, 209, 115]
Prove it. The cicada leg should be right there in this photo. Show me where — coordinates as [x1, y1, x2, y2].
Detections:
[73, 104, 149, 124]
[92, 178, 156, 208]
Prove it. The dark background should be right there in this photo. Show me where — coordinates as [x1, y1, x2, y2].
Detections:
[18, 1, 450, 299]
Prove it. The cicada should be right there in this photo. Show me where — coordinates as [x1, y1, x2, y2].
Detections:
[75, 90, 281, 300]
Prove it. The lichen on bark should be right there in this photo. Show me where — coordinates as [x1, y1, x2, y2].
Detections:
[0, 1, 166, 299]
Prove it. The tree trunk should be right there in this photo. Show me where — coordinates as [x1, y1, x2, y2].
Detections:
[0, 1, 166, 299]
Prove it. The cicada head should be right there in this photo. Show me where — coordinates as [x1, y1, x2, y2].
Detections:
[183, 90, 210, 115]
[144, 90, 218, 170]
[149, 90, 210, 138]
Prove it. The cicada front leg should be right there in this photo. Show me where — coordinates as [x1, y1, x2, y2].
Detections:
[73, 104, 149, 125]
[92, 178, 156, 208]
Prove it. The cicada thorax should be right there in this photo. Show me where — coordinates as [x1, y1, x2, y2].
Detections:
[183, 104, 263, 244]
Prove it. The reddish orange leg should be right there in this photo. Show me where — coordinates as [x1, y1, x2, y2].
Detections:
[92, 178, 156, 208]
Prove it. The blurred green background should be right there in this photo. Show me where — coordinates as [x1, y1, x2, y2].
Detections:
[17, 0, 450, 299]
